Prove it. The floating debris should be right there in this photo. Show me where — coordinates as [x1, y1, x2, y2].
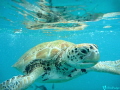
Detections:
[103, 25, 112, 28]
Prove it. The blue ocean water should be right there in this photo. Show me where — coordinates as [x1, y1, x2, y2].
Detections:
[0, 0, 120, 90]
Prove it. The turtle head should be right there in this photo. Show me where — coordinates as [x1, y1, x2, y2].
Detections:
[65, 43, 100, 68]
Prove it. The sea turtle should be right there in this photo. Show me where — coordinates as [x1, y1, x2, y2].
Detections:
[0, 40, 120, 90]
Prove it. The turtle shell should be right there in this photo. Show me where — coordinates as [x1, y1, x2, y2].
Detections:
[12, 40, 75, 73]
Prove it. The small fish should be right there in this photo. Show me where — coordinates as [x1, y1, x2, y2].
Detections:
[34, 85, 47, 90]
[52, 83, 54, 90]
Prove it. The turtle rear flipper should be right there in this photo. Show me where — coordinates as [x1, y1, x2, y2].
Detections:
[88, 60, 120, 75]
[0, 68, 44, 90]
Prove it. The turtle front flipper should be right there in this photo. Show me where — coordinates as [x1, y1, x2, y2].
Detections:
[0, 75, 35, 90]
[0, 68, 44, 90]
[88, 60, 120, 75]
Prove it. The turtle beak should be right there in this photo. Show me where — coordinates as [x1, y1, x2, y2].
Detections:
[73, 43, 100, 69]
[82, 49, 100, 65]
[76, 49, 100, 69]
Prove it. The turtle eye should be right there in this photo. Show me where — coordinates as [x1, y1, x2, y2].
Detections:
[89, 45, 93, 49]
[81, 49, 87, 54]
